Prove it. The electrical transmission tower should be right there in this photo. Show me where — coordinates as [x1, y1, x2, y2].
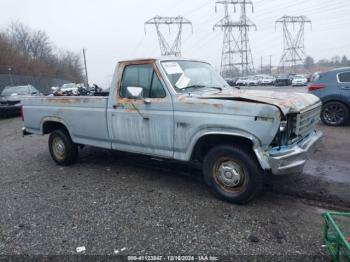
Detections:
[145, 16, 193, 57]
[214, 0, 257, 77]
[275, 15, 312, 73]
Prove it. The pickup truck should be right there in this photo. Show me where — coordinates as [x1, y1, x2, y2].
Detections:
[22, 58, 322, 204]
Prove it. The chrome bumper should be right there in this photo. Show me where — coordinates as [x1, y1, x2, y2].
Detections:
[267, 130, 322, 175]
[22, 127, 31, 137]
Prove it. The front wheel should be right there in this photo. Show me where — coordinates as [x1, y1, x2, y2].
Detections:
[321, 101, 349, 126]
[203, 146, 263, 204]
[48, 129, 78, 166]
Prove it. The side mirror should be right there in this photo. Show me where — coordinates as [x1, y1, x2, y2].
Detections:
[126, 86, 143, 99]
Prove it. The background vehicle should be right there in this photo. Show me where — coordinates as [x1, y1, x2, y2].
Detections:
[0, 85, 41, 118]
[247, 76, 260, 86]
[22, 58, 322, 204]
[261, 75, 275, 85]
[235, 77, 248, 86]
[292, 75, 308, 86]
[1, 85, 42, 105]
[275, 75, 291, 86]
[308, 67, 350, 126]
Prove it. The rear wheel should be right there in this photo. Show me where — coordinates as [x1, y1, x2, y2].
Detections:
[203, 145, 263, 204]
[321, 101, 349, 126]
[48, 129, 78, 165]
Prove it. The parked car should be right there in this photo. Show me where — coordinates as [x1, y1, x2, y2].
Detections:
[1, 85, 42, 105]
[292, 75, 308, 86]
[0, 85, 41, 118]
[261, 75, 275, 86]
[235, 77, 248, 86]
[0, 98, 21, 118]
[275, 75, 291, 86]
[308, 68, 350, 126]
[247, 76, 260, 86]
[22, 57, 322, 204]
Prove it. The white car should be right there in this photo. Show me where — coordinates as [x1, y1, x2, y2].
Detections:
[236, 77, 248, 86]
[261, 76, 275, 86]
[247, 76, 261, 86]
[292, 75, 308, 86]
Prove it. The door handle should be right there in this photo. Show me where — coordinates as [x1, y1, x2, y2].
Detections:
[342, 86, 350, 90]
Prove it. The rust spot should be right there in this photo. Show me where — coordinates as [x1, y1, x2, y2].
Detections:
[213, 103, 223, 109]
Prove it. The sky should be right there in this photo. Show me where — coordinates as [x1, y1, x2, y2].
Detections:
[1, 0, 350, 86]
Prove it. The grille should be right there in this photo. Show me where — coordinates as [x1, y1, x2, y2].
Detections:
[290, 105, 321, 141]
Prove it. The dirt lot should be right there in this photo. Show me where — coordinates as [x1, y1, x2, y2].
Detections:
[0, 117, 349, 260]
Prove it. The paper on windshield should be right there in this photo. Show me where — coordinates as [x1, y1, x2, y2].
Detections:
[175, 74, 191, 89]
[162, 62, 184, 75]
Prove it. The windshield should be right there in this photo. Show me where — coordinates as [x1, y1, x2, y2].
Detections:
[61, 83, 78, 90]
[1, 86, 30, 96]
[161, 61, 229, 92]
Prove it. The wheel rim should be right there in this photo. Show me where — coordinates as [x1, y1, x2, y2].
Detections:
[323, 104, 345, 125]
[213, 157, 246, 193]
[52, 136, 66, 161]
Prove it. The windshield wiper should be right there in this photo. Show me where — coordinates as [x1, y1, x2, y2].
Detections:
[179, 85, 226, 92]
[208, 86, 223, 91]
[179, 85, 207, 91]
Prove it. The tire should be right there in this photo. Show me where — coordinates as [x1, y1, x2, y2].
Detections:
[48, 129, 78, 166]
[203, 145, 264, 204]
[321, 101, 349, 126]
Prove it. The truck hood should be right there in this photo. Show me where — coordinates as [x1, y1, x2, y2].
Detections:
[196, 89, 321, 115]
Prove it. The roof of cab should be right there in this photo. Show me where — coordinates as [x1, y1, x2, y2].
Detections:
[327, 67, 350, 74]
[118, 57, 207, 64]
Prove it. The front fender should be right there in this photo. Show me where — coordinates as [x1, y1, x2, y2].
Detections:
[181, 128, 262, 160]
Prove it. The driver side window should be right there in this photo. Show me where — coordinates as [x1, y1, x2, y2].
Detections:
[120, 64, 166, 98]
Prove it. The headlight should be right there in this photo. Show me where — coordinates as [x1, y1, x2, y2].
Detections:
[280, 121, 287, 132]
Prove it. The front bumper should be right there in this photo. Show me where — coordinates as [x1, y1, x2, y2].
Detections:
[0, 104, 21, 118]
[292, 82, 307, 86]
[267, 130, 322, 175]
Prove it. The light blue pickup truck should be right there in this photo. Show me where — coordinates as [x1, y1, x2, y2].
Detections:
[22, 58, 322, 203]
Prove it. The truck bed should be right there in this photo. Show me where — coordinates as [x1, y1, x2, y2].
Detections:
[23, 96, 111, 149]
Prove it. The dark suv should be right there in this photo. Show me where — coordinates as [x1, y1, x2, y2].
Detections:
[308, 68, 350, 126]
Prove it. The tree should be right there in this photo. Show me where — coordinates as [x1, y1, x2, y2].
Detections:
[341, 55, 349, 67]
[317, 59, 330, 67]
[331, 56, 341, 66]
[304, 56, 315, 69]
[0, 22, 83, 82]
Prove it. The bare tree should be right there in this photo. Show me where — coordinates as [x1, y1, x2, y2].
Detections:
[0, 22, 83, 82]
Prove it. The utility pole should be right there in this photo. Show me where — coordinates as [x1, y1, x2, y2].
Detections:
[145, 16, 193, 57]
[260, 56, 263, 74]
[214, 0, 257, 77]
[269, 55, 272, 74]
[275, 15, 312, 74]
[8, 67, 14, 86]
[83, 48, 89, 87]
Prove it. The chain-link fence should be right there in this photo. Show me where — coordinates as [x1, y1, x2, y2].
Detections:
[0, 74, 70, 95]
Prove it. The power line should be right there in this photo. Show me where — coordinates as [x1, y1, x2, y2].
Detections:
[144, 16, 193, 57]
[214, 0, 257, 77]
[275, 15, 312, 73]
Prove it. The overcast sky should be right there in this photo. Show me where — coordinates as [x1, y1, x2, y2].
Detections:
[1, 0, 349, 86]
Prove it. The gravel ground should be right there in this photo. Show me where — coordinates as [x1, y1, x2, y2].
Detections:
[0, 117, 349, 260]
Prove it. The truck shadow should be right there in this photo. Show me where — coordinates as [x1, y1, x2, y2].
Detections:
[75, 146, 350, 208]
